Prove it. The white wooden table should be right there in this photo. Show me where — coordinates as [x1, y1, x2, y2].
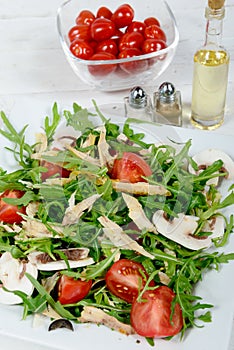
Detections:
[0, 0, 234, 349]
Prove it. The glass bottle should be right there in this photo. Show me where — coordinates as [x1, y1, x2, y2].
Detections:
[154, 82, 182, 126]
[124, 86, 154, 122]
[190, 0, 230, 130]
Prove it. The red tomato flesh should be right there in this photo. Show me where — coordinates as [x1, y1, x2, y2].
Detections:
[110, 152, 152, 183]
[0, 189, 26, 224]
[105, 259, 155, 303]
[131, 286, 183, 338]
[41, 161, 71, 181]
[58, 275, 92, 304]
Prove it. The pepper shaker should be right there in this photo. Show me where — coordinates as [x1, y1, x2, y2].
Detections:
[124, 86, 154, 122]
[153, 82, 182, 126]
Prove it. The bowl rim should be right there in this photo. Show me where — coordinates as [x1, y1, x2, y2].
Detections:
[56, 0, 179, 66]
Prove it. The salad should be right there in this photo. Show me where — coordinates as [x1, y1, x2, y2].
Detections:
[0, 101, 234, 346]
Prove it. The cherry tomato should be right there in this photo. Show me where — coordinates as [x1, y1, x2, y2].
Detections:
[96, 6, 113, 19]
[58, 275, 92, 305]
[0, 189, 26, 224]
[96, 39, 118, 56]
[105, 259, 155, 303]
[70, 39, 94, 60]
[126, 21, 146, 35]
[41, 161, 71, 181]
[130, 286, 183, 338]
[144, 16, 161, 27]
[142, 38, 167, 54]
[144, 24, 167, 42]
[90, 18, 116, 42]
[68, 24, 91, 42]
[110, 152, 152, 183]
[88, 52, 117, 77]
[75, 10, 95, 26]
[118, 47, 141, 59]
[119, 32, 144, 51]
[111, 4, 134, 29]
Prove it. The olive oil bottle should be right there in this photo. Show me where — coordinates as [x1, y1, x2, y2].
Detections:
[191, 0, 230, 130]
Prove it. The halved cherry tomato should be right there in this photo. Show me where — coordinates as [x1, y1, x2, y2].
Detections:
[130, 286, 183, 338]
[144, 24, 166, 42]
[88, 52, 117, 77]
[119, 32, 144, 51]
[110, 152, 152, 183]
[58, 275, 92, 304]
[90, 18, 116, 42]
[41, 161, 71, 181]
[111, 4, 134, 29]
[96, 39, 118, 56]
[142, 38, 167, 54]
[105, 259, 155, 303]
[96, 6, 113, 20]
[0, 189, 26, 224]
[144, 16, 161, 27]
[70, 39, 94, 60]
[68, 24, 91, 42]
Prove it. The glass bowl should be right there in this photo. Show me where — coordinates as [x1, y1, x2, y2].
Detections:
[57, 0, 179, 92]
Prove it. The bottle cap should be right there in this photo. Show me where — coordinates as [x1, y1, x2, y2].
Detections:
[158, 82, 176, 103]
[208, 0, 225, 10]
[128, 86, 147, 109]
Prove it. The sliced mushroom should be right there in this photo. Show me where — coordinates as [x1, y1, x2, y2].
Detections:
[78, 306, 135, 335]
[189, 149, 234, 186]
[98, 215, 154, 259]
[122, 193, 157, 233]
[202, 215, 225, 239]
[152, 210, 212, 250]
[28, 248, 94, 271]
[0, 252, 38, 305]
[112, 180, 170, 196]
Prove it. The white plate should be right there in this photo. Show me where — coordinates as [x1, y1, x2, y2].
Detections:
[0, 101, 234, 350]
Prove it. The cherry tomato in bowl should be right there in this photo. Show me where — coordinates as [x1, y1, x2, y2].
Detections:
[130, 286, 183, 338]
[144, 24, 167, 42]
[88, 52, 117, 77]
[75, 10, 95, 26]
[142, 38, 167, 54]
[0, 189, 26, 224]
[90, 18, 116, 42]
[105, 259, 155, 303]
[96, 6, 113, 19]
[110, 152, 152, 183]
[111, 4, 134, 29]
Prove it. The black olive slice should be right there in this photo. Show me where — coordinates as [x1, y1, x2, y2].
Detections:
[48, 318, 74, 332]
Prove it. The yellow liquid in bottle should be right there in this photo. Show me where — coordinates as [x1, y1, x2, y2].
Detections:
[191, 49, 229, 130]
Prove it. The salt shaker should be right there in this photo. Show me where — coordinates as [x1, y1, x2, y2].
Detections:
[124, 86, 154, 122]
[154, 82, 182, 126]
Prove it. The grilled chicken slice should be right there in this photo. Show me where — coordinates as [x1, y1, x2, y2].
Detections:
[98, 216, 154, 259]
[112, 180, 170, 196]
[62, 193, 101, 226]
[79, 306, 135, 335]
[122, 193, 157, 233]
